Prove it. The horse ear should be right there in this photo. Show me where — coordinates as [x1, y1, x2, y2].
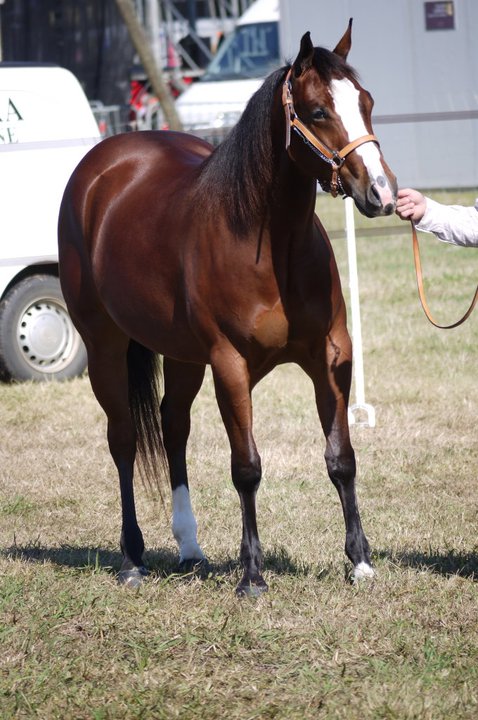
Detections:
[333, 18, 353, 60]
[292, 32, 315, 77]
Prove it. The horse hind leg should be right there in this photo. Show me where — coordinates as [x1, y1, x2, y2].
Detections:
[160, 358, 206, 571]
[59, 219, 161, 586]
[87, 333, 159, 587]
[308, 334, 374, 581]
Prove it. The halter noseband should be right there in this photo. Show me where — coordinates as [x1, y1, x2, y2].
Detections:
[282, 68, 379, 197]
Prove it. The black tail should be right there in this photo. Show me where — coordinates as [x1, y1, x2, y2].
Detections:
[127, 340, 167, 492]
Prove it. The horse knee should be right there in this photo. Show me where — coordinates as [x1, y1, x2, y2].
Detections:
[324, 450, 356, 487]
[231, 452, 262, 493]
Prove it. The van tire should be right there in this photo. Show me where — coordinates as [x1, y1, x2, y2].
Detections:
[0, 275, 87, 382]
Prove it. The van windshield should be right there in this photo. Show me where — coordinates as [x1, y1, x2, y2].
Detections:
[202, 21, 280, 81]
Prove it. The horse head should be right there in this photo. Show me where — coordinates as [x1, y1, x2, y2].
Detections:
[283, 21, 397, 217]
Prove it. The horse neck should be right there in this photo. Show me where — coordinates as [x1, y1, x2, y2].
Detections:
[269, 102, 320, 249]
[267, 172, 318, 282]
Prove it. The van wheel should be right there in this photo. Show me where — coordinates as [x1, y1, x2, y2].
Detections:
[0, 275, 87, 382]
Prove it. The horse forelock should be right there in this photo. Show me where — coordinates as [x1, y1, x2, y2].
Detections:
[312, 47, 359, 84]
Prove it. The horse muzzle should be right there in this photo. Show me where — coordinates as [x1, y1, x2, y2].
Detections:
[354, 175, 397, 218]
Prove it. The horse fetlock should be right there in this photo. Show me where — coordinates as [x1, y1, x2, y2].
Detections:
[352, 561, 375, 582]
[345, 529, 371, 568]
[120, 526, 145, 567]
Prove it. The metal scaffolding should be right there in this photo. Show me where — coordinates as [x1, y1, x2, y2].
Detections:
[138, 0, 252, 81]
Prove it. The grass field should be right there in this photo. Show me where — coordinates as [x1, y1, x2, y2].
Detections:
[1, 190, 478, 719]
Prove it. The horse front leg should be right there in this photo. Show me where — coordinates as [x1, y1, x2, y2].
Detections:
[161, 358, 207, 570]
[211, 346, 267, 597]
[306, 330, 374, 581]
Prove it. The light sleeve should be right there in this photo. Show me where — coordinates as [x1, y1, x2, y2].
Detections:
[416, 197, 478, 247]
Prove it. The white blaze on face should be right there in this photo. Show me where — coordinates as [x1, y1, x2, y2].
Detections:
[330, 77, 394, 206]
[172, 485, 205, 563]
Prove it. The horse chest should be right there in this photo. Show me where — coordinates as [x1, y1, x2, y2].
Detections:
[251, 304, 289, 349]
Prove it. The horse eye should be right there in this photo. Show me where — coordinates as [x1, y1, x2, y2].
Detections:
[312, 108, 327, 121]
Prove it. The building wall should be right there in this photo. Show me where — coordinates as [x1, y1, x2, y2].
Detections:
[279, 0, 478, 189]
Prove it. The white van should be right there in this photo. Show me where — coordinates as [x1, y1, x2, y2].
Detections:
[174, 0, 280, 142]
[0, 64, 101, 381]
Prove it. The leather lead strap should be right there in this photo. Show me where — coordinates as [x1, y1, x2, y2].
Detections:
[411, 220, 478, 329]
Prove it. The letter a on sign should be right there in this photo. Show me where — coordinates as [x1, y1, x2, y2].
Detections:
[6, 99, 23, 122]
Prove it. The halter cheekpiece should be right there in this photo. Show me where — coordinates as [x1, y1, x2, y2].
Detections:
[282, 68, 379, 197]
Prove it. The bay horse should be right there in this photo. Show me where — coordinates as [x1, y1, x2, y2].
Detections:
[58, 23, 397, 596]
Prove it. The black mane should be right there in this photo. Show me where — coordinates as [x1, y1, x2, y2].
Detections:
[196, 66, 286, 237]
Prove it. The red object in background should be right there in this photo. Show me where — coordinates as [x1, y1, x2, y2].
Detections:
[129, 77, 194, 129]
[130, 80, 148, 112]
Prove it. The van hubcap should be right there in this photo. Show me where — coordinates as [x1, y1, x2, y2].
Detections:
[17, 300, 75, 372]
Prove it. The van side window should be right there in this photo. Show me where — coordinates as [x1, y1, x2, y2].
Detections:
[203, 22, 280, 80]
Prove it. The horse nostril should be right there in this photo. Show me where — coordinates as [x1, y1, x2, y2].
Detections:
[367, 183, 381, 207]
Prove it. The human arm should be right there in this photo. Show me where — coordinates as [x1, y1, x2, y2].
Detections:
[396, 188, 478, 247]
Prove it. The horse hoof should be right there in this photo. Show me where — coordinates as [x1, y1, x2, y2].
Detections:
[236, 579, 269, 598]
[178, 558, 209, 576]
[117, 566, 148, 588]
[352, 562, 375, 583]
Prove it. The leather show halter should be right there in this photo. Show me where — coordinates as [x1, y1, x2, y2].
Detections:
[282, 68, 379, 197]
[411, 220, 478, 329]
[282, 69, 478, 329]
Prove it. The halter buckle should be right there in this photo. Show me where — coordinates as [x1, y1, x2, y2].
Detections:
[331, 151, 345, 169]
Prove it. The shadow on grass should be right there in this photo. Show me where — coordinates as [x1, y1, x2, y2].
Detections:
[1, 543, 177, 577]
[377, 548, 478, 581]
[264, 546, 331, 580]
[1, 542, 331, 582]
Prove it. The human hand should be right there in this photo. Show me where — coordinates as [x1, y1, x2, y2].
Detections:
[396, 188, 427, 223]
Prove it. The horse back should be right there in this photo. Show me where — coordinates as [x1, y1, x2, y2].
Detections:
[61, 130, 212, 220]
